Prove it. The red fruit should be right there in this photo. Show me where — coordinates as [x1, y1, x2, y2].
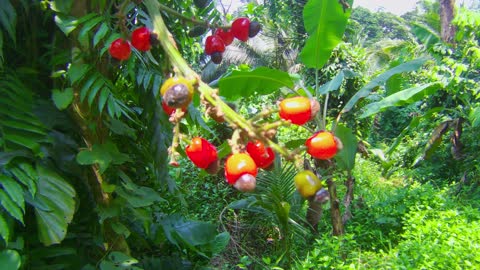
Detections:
[131, 27, 151, 51]
[109, 38, 131, 60]
[246, 140, 275, 169]
[224, 153, 257, 185]
[279, 97, 312, 125]
[231, 17, 250, 42]
[215, 28, 234, 45]
[305, 131, 338, 160]
[186, 137, 218, 169]
[205, 35, 225, 55]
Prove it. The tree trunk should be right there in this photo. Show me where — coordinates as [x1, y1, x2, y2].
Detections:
[306, 199, 323, 233]
[440, 0, 456, 43]
[342, 174, 354, 224]
[70, 0, 130, 255]
[327, 179, 344, 236]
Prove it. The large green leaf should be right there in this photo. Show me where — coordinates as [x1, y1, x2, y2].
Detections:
[0, 250, 21, 270]
[218, 67, 294, 100]
[76, 141, 130, 173]
[159, 214, 230, 258]
[342, 58, 428, 113]
[334, 125, 358, 172]
[412, 23, 441, 50]
[360, 82, 441, 118]
[299, 0, 353, 68]
[33, 165, 76, 246]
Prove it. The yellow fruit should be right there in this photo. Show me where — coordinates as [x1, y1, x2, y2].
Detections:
[294, 170, 322, 198]
[160, 77, 194, 108]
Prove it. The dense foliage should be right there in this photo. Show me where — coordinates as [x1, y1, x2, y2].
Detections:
[0, 0, 479, 269]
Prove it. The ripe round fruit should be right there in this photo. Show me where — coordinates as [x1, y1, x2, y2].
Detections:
[205, 35, 225, 55]
[160, 77, 194, 108]
[294, 170, 322, 198]
[215, 28, 234, 45]
[109, 38, 131, 60]
[211, 52, 223, 64]
[246, 140, 275, 169]
[279, 96, 312, 125]
[231, 17, 250, 42]
[233, 174, 256, 192]
[305, 131, 338, 160]
[131, 27, 151, 51]
[224, 153, 257, 185]
[186, 137, 218, 169]
[248, 21, 261, 38]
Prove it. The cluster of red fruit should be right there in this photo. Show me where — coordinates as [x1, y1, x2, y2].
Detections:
[185, 137, 275, 192]
[204, 17, 261, 64]
[108, 27, 153, 60]
[182, 94, 341, 192]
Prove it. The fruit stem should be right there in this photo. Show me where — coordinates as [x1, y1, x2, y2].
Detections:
[168, 122, 181, 167]
[144, 0, 291, 159]
[322, 92, 329, 130]
[249, 108, 279, 123]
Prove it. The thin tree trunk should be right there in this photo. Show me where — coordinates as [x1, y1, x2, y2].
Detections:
[327, 179, 344, 236]
[342, 174, 354, 224]
[440, 0, 456, 43]
[306, 199, 323, 233]
[70, 0, 130, 255]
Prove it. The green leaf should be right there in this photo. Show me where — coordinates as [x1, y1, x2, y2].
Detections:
[111, 222, 130, 238]
[100, 252, 140, 270]
[299, 0, 353, 68]
[412, 23, 441, 50]
[76, 141, 130, 173]
[84, 77, 104, 103]
[78, 16, 103, 47]
[334, 125, 358, 172]
[317, 70, 345, 95]
[342, 58, 428, 113]
[98, 88, 110, 113]
[159, 215, 229, 258]
[33, 165, 76, 246]
[0, 250, 21, 270]
[116, 175, 164, 208]
[93, 23, 109, 47]
[68, 63, 90, 85]
[285, 139, 305, 150]
[0, 213, 10, 242]
[52, 88, 74, 110]
[106, 118, 136, 139]
[469, 107, 480, 127]
[360, 83, 441, 118]
[218, 67, 294, 101]
[54, 15, 78, 36]
[15, 163, 37, 196]
[0, 0, 17, 43]
[0, 175, 25, 214]
[0, 189, 23, 224]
